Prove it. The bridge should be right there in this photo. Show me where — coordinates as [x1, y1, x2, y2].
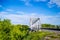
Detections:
[30, 17, 60, 32]
[30, 17, 41, 31]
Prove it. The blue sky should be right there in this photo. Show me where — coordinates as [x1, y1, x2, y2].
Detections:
[0, 0, 60, 25]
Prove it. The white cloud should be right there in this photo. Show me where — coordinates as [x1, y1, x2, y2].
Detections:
[0, 11, 60, 25]
[0, 11, 9, 15]
[6, 9, 14, 12]
[16, 11, 25, 15]
[47, 3, 56, 8]
[0, 11, 30, 25]
[20, 0, 47, 6]
[20, 0, 60, 7]
[39, 15, 60, 25]
[4, 14, 29, 25]
[25, 2, 32, 6]
[48, 0, 60, 7]
[20, 0, 32, 6]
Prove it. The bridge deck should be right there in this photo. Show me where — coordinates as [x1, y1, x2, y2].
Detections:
[41, 28, 60, 33]
[41, 28, 60, 31]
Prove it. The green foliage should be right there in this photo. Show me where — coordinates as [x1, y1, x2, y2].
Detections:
[0, 19, 60, 40]
[41, 24, 60, 29]
[0, 19, 30, 40]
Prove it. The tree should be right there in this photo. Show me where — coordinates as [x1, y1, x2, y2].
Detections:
[41, 24, 56, 29]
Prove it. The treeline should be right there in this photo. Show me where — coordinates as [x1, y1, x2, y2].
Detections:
[0, 19, 52, 40]
[41, 24, 60, 29]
